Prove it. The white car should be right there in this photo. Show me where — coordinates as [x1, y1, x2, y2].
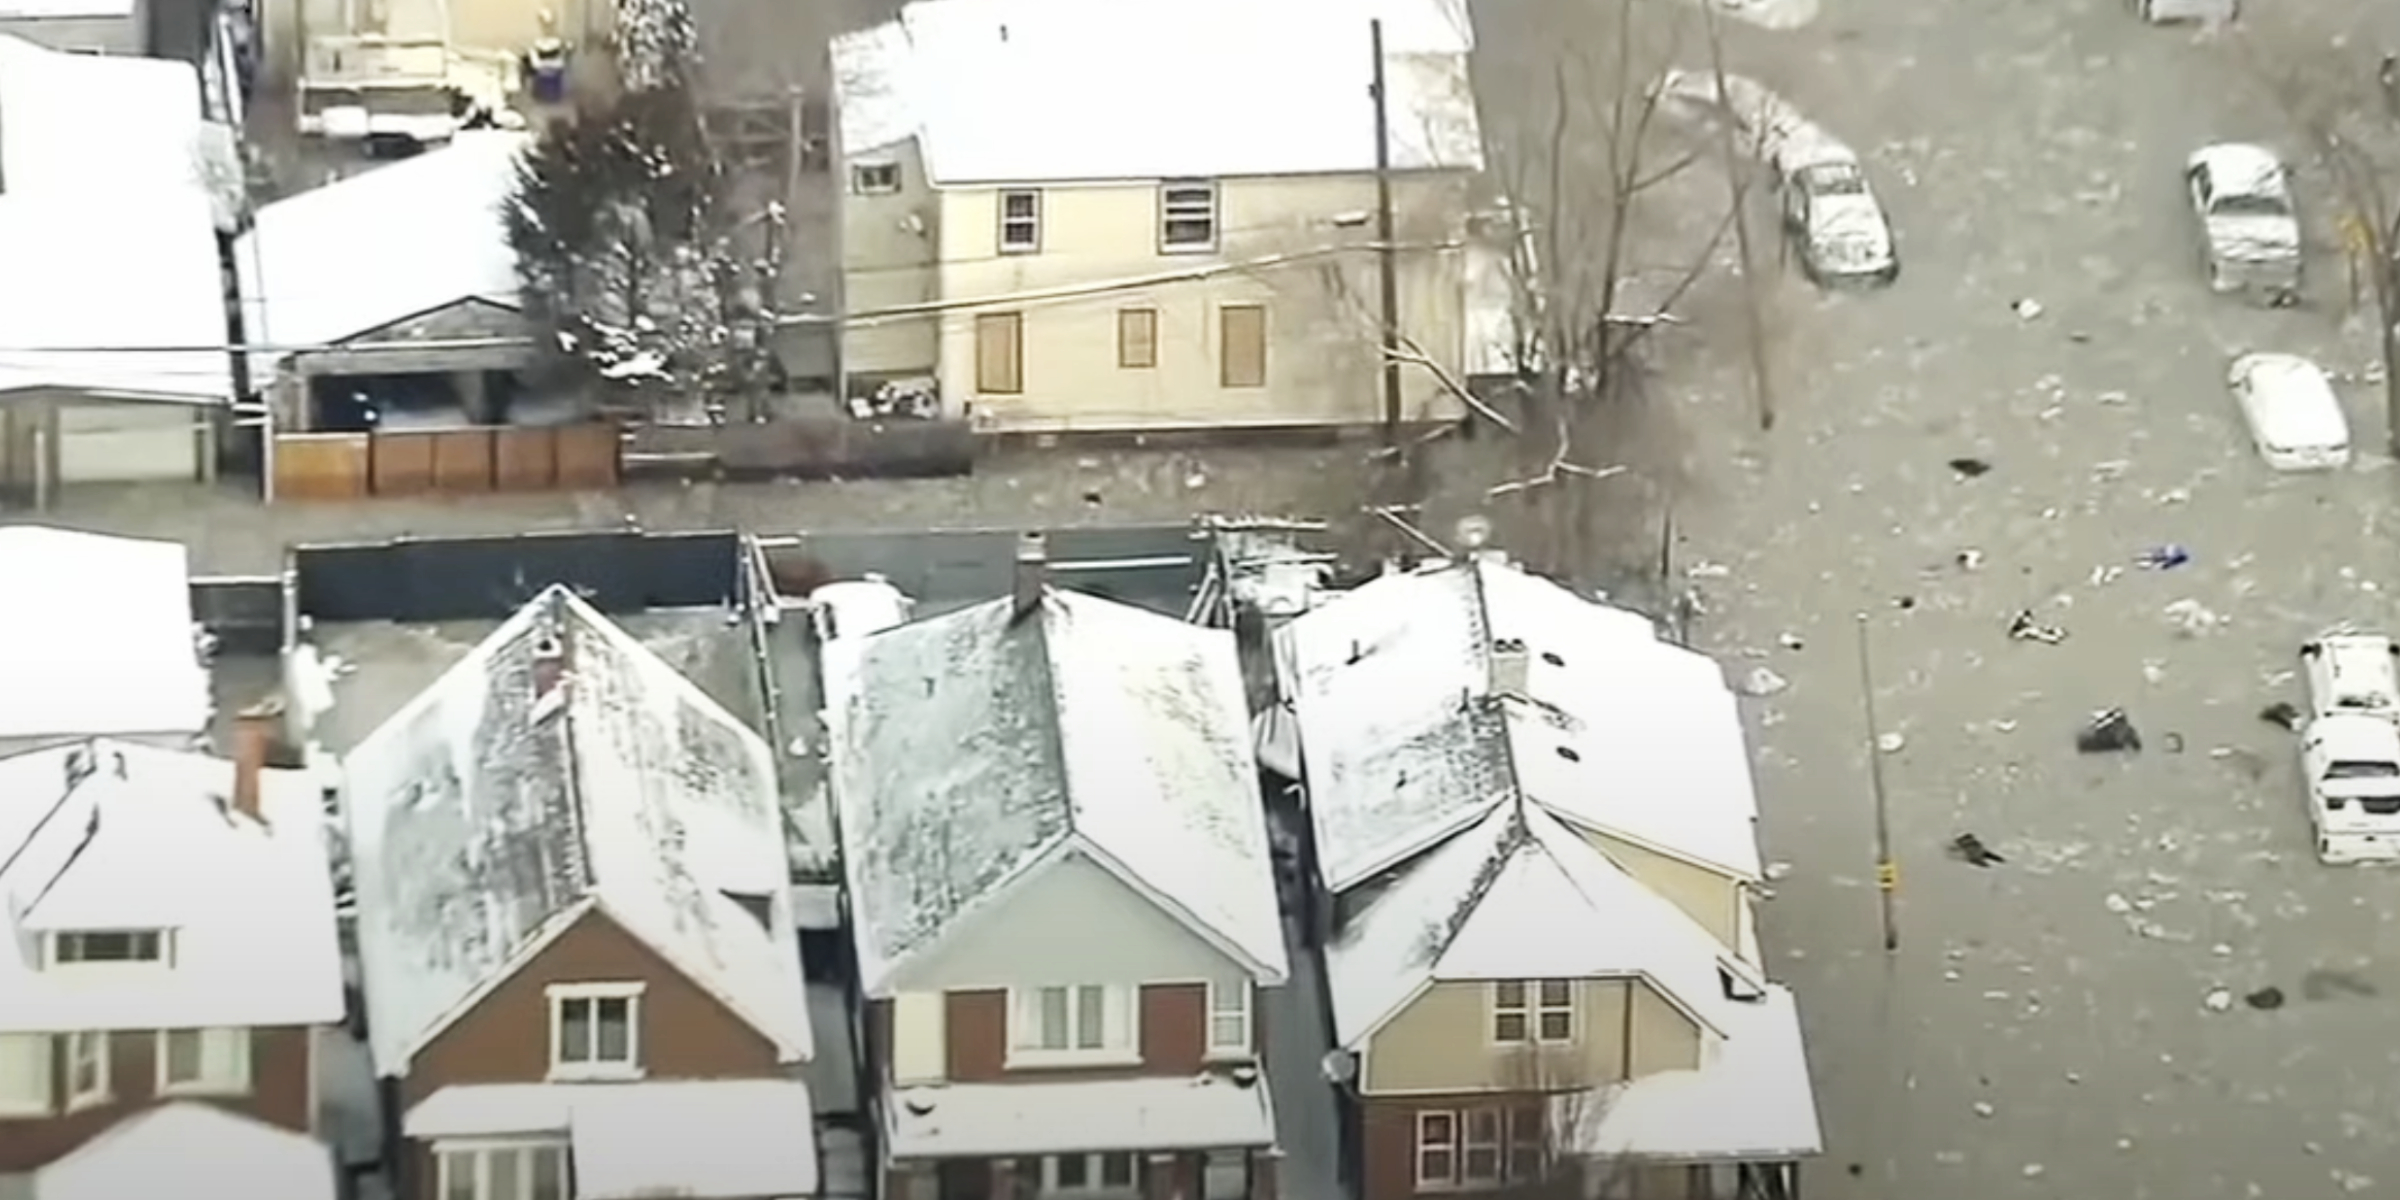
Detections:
[2302, 714, 2400, 864]
[2228, 353, 2348, 471]
[1654, 70, 1895, 287]
[806, 575, 915, 645]
[2187, 144, 2301, 305]
[2303, 634, 2400, 719]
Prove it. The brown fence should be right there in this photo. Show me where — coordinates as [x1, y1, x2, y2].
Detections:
[272, 424, 621, 502]
[623, 416, 974, 481]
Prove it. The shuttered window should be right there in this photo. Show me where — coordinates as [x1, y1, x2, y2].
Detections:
[1117, 308, 1158, 369]
[976, 312, 1024, 394]
[1219, 304, 1266, 388]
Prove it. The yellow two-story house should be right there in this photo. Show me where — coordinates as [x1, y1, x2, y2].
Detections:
[829, 0, 1483, 434]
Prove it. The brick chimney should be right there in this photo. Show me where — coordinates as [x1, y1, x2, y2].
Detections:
[232, 698, 283, 825]
[1012, 531, 1048, 621]
[1489, 638, 1530, 697]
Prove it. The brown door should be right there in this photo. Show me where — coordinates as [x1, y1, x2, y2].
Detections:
[1219, 304, 1266, 388]
[976, 313, 1024, 394]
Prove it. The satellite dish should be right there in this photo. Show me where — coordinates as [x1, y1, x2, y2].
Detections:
[1455, 514, 1493, 551]
[1320, 1049, 1358, 1084]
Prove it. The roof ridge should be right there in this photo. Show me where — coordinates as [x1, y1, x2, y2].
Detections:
[1424, 805, 1529, 967]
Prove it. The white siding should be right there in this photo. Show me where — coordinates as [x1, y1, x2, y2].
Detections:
[892, 851, 1249, 992]
[891, 991, 946, 1085]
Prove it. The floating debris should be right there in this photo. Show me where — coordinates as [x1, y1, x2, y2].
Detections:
[1876, 731, 1907, 754]
[2012, 298, 2044, 320]
[2137, 544, 2193, 570]
[2259, 701, 2303, 732]
[2077, 707, 2143, 754]
[1742, 666, 1791, 697]
[2204, 987, 2234, 1012]
[2008, 609, 2066, 644]
[1947, 456, 1994, 478]
[1950, 833, 2005, 868]
[2245, 986, 2287, 1010]
[2164, 598, 2222, 637]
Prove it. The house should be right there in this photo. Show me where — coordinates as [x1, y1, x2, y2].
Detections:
[0, 35, 241, 502]
[236, 132, 539, 436]
[828, 0, 1482, 434]
[338, 584, 818, 1200]
[0, 0, 144, 54]
[0, 527, 212, 757]
[1272, 554, 1819, 1200]
[822, 537, 1292, 1200]
[0, 710, 347, 1199]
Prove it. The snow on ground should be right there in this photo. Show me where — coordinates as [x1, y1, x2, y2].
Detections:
[1458, 0, 2400, 1192]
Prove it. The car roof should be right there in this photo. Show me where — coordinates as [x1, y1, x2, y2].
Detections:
[2192, 143, 2285, 193]
[2311, 712, 2400, 750]
[2237, 354, 2346, 444]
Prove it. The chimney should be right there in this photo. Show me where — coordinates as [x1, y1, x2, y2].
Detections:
[232, 698, 283, 825]
[1490, 638, 1529, 697]
[1012, 531, 1048, 621]
[531, 631, 568, 698]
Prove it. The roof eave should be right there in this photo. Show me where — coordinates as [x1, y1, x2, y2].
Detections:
[1070, 832, 1289, 985]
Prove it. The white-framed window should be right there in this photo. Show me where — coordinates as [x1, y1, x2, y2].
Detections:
[1205, 981, 1251, 1057]
[436, 1140, 571, 1200]
[157, 1027, 251, 1095]
[1505, 1108, 1545, 1184]
[1415, 1110, 1458, 1189]
[1007, 984, 1136, 1064]
[1042, 1153, 1139, 1194]
[548, 982, 642, 1079]
[65, 1031, 108, 1110]
[1491, 980, 1575, 1044]
[999, 188, 1042, 253]
[1462, 1109, 1503, 1185]
[0, 1033, 53, 1117]
[49, 929, 167, 966]
[1160, 180, 1219, 251]
[851, 161, 901, 194]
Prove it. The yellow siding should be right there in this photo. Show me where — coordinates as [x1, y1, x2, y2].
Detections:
[1588, 833, 1743, 952]
[1359, 978, 1700, 1095]
[891, 991, 946, 1085]
[840, 140, 943, 379]
[900, 173, 1472, 432]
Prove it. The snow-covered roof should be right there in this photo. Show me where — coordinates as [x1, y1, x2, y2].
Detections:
[35, 1103, 337, 1200]
[236, 132, 529, 383]
[1275, 556, 1764, 889]
[0, 36, 216, 197]
[0, 0, 136, 16]
[340, 585, 809, 1076]
[405, 1082, 819, 1198]
[0, 527, 211, 742]
[825, 586, 1287, 996]
[886, 1075, 1276, 1158]
[831, 0, 1482, 185]
[1324, 802, 1745, 1048]
[0, 740, 345, 1032]
[1557, 984, 1822, 1161]
[0, 187, 231, 402]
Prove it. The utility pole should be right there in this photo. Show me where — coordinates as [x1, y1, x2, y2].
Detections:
[1369, 18, 1403, 446]
[1855, 612, 1899, 953]
[1702, 3, 1776, 432]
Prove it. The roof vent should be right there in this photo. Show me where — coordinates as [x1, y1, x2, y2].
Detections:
[1490, 638, 1530, 696]
[902, 1090, 937, 1117]
[1012, 531, 1048, 622]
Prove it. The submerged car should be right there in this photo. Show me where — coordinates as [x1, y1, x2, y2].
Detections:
[2187, 143, 2300, 306]
[2228, 352, 2348, 471]
[1778, 140, 1898, 286]
[2303, 714, 2400, 864]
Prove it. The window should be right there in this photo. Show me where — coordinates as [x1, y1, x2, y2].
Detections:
[157, 1028, 250, 1094]
[1117, 308, 1158, 369]
[1462, 1109, 1503, 1185]
[1043, 1153, 1138, 1194]
[0, 1034, 52, 1116]
[65, 1031, 108, 1109]
[1007, 984, 1135, 1063]
[437, 1142, 571, 1200]
[851, 162, 901, 194]
[1219, 304, 1266, 388]
[1160, 181, 1218, 251]
[51, 929, 165, 965]
[548, 983, 642, 1079]
[976, 312, 1024, 394]
[1416, 1111, 1458, 1188]
[999, 189, 1042, 253]
[1206, 982, 1251, 1057]
[1492, 980, 1574, 1044]
[1505, 1109, 1545, 1184]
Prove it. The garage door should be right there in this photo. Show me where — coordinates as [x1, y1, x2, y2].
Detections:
[57, 403, 204, 483]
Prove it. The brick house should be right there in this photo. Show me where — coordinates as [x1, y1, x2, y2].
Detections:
[338, 586, 817, 1200]
[0, 719, 345, 1199]
[821, 542, 1291, 1200]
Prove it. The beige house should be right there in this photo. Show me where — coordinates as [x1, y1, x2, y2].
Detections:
[829, 0, 1483, 434]
[822, 543, 1293, 1200]
[1273, 554, 1821, 1200]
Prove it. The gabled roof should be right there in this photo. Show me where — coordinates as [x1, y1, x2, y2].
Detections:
[34, 1103, 336, 1200]
[831, 0, 1480, 184]
[341, 586, 809, 1076]
[0, 740, 344, 1032]
[1324, 802, 1746, 1049]
[1276, 556, 1764, 889]
[826, 587, 1287, 996]
[0, 527, 211, 741]
[236, 132, 529, 383]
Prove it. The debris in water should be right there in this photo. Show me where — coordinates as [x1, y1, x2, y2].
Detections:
[2008, 609, 2066, 644]
[1741, 667, 1790, 697]
[1972, 1101, 1995, 1118]
[2103, 892, 2133, 914]
[1947, 456, 1993, 478]
[2245, 986, 2287, 1010]
[2204, 988, 2234, 1012]
[1687, 561, 1731, 579]
[2012, 298, 2044, 320]
[2164, 598, 2222, 637]
[1876, 731, 1907, 754]
[2137, 543, 2193, 570]
[2259, 701, 2303, 731]
[1949, 833, 2005, 867]
[1778, 631, 1806, 650]
[2077, 707, 2143, 754]
[1956, 548, 1984, 571]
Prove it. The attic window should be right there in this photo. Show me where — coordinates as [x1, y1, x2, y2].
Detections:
[1540, 651, 1565, 667]
[51, 929, 168, 966]
[1554, 746, 1581, 763]
[851, 162, 901, 195]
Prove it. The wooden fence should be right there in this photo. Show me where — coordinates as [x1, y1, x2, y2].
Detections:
[272, 424, 621, 502]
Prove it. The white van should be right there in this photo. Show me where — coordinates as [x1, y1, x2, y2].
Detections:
[2303, 714, 2400, 864]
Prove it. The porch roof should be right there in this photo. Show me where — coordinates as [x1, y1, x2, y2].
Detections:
[1553, 985, 1823, 1163]
[405, 1081, 818, 1199]
[886, 1074, 1275, 1159]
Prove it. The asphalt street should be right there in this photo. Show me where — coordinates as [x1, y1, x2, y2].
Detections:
[1521, 0, 2400, 1196]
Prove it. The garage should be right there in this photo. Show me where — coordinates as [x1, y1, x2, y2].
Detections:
[56, 400, 209, 482]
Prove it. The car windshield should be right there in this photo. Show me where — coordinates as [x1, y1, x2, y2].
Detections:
[2212, 193, 2289, 218]
[2327, 760, 2400, 781]
[1801, 165, 1867, 196]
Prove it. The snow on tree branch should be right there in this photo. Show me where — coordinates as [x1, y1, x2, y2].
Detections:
[616, 0, 699, 94]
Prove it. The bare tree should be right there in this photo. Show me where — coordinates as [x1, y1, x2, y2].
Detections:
[1486, 1042, 1638, 1200]
[2235, 15, 2400, 451]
